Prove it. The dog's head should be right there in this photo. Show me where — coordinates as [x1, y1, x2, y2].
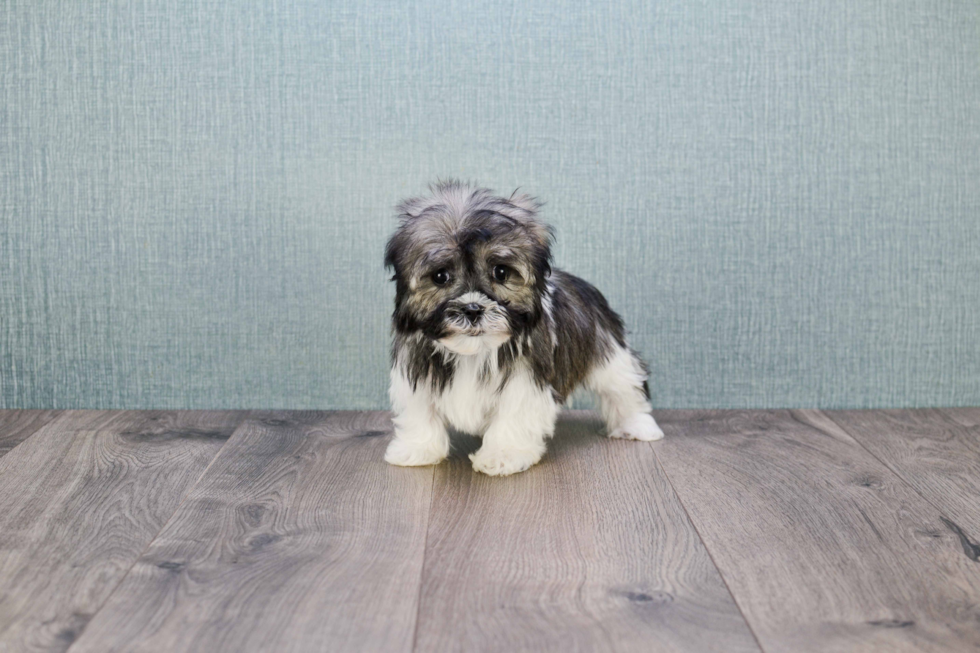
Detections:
[384, 181, 553, 356]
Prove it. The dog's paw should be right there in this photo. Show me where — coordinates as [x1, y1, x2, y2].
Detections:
[384, 436, 447, 467]
[469, 447, 542, 476]
[609, 413, 664, 442]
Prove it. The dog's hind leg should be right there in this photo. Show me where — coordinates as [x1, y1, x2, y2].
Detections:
[587, 343, 664, 441]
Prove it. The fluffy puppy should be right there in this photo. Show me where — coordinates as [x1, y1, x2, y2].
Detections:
[383, 180, 662, 476]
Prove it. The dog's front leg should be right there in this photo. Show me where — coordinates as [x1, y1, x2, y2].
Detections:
[385, 368, 449, 466]
[469, 369, 559, 476]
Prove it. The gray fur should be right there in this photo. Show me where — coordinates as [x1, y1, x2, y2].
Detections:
[385, 180, 649, 403]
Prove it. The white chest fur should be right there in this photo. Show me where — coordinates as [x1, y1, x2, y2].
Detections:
[432, 352, 501, 436]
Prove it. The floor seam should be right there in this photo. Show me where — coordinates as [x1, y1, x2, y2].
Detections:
[815, 409, 970, 535]
[63, 409, 252, 653]
[408, 458, 437, 653]
[0, 410, 65, 462]
[648, 437, 769, 653]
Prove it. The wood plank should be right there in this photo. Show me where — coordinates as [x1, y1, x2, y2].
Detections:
[0, 410, 244, 653]
[654, 409, 980, 653]
[0, 410, 62, 458]
[823, 408, 980, 536]
[69, 411, 433, 653]
[415, 412, 760, 653]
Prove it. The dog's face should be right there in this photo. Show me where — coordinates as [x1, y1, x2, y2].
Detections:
[385, 182, 552, 356]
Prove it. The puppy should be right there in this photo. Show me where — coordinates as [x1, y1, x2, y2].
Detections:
[383, 180, 662, 476]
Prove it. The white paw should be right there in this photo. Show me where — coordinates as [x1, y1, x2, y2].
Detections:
[384, 436, 448, 467]
[469, 447, 542, 476]
[609, 413, 664, 442]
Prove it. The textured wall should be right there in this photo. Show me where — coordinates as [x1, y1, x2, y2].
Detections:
[2, 0, 978, 409]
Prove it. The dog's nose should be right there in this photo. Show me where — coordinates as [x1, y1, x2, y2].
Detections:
[462, 303, 484, 320]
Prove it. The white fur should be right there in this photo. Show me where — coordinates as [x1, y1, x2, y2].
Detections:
[454, 290, 489, 306]
[386, 333, 558, 475]
[432, 347, 500, 434]
[438, 332, 508, 356]
[586, 342, 664, 441]
[386, 334, 660, 476]
[384, 366, 450, 466]
[468, 366, 558, 475]
[541, 281, 558, 349]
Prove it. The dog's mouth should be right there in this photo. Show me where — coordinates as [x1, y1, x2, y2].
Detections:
[446, 311, 483, 327]
[444, 312, 509, 335]
[437, 325, 511, 356]
[444, 319, 489, 337]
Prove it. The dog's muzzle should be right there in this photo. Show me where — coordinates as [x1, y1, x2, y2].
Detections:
[445, 292, 504, 332]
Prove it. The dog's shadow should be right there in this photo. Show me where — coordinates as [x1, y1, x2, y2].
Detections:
[445, 410, 609, 463]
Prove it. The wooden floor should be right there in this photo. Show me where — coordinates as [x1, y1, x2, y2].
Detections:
[0, 409, 978, 652]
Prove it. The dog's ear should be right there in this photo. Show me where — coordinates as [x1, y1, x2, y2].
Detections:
[506, 191, 552, 252]
[386, 194, 429, 273]
[384, 222, 414, 317]
[505, 191, 553, 279]
[384, 213, 414, 277]
[508, 190, 541, 216]
[529, 226, 553, 281]
[395, 195, 429, 220]
[383, 228, 403, 273]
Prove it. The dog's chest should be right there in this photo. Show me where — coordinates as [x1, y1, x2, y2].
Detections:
[433, 354, 500, 435]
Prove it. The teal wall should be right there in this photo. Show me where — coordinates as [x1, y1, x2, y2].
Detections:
[2, 0, 979, 410]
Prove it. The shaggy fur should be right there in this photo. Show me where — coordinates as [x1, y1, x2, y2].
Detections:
[384, 180, 662, 476]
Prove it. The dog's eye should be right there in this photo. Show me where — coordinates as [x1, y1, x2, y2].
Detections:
[492, 265, 508, 283]
[432, 269, 450, 286]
